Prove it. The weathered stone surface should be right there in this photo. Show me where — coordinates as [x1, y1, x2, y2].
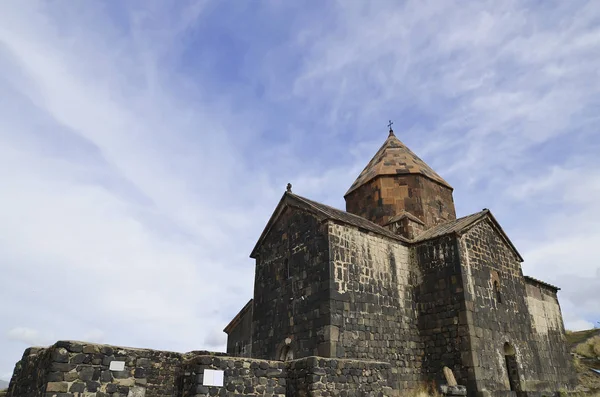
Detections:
[46, 381, 68, 392]
[444, 366, 458, 387]
[178, 355, 398, 397]
[457, 219, 577, 394]
[346, 172, 456, 230]
[250, 208, 331, 361]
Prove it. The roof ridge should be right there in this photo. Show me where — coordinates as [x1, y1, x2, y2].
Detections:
[411, 209, 489, 243]
[287, 192, 409, 243]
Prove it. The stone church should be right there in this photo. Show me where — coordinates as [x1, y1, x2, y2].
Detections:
[224, 127, 576, 395]
[6, 127, 576, 397]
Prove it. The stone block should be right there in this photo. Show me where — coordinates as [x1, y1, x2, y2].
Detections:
[83, 344, 100, 354]
[127, 386, 145, 397]
[69, 382, 85, 393]
[115, 378, 135, 387]
[52, 348, 69, 363]
[46, 382, 68, 392]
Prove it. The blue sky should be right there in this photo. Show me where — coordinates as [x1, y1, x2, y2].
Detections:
[1, 0, 599, 381]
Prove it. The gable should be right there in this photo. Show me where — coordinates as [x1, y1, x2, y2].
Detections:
[413, 210, 523, 262]
[461, 216, 524, 263]
[250, 194, 322, 259]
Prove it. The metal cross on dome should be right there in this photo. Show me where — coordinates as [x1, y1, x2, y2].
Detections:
[388, 120, 393, 131]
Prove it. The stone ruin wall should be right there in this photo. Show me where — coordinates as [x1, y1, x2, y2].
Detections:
[7, 341, 184, 397]
[328, 221, 422, 390]
[6, 341, 400, 397]
[458, 220, 576, 395]
[6, 346, 53, 397]
[285, 357, 396, 397]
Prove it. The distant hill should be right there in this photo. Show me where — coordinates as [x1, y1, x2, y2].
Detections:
[566, 328, 600, 393]
[0, 379, 8, 389]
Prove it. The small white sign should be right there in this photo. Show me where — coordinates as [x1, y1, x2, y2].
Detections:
[203, 369, 224, 387]
[109, 361, 126, 371]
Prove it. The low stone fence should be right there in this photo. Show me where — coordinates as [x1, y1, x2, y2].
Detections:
[181, 355, 286, 397]
[6, 346, 53, 397]
[6, 341, 400, 397]
[286, 356, 398, 397]
[7, 341, 185, 397]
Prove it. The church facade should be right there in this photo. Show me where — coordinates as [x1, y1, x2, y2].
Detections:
[224, 128, 576, 396]
[5, 128, 577, 397]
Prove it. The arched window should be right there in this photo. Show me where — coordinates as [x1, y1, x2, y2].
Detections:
[494, 280, 502, 304]
[503, 342, 520, 391]
[491, 271, 502, 304]
[285, 258, 290, 279]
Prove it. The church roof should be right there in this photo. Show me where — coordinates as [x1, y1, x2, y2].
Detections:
[412, 210, 489, 242]
[523, 276, 560, 291]
[290, 193, 409, 242]
[345, 131, 452, 196]
[250, 191, 409, 258]
[223, 299, 253, 334]
[412, 209, 524, 262]
[384, 210, 426, 226]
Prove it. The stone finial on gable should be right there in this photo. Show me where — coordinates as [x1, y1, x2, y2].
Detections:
[286, 183, 292, 193]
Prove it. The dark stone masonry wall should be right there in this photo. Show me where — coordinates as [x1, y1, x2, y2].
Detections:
[7, 341, 185, 397]
[181, 355, 398, 397]
[327, 221, 421, 390]
[6, 346, 52, 397]
[251, 207, 331, 361]
[180, 354, 286, 397]
[414, 235, 470, 388]
[225, 300, 253, 358]
[286, 357, 398, 396]
[458, 220, 577, 396]
[7, 341, 401, 397]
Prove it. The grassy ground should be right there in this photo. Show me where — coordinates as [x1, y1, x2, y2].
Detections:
[567, 329, 600, 348]
[566, 328, 600, 394]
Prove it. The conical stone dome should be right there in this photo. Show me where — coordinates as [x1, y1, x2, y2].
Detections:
[345, 131, 452, 197]
[345, 129, 455, 229]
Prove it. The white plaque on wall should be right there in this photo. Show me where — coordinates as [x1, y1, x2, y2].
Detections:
[203, 369, 224, 387]
[109, 361, 126, 371]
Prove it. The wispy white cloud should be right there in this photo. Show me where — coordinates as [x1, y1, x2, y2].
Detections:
[6, 327, 53, 347]
[0, 0, 276, 376]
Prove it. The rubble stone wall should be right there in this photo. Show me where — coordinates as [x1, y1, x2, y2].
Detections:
[6, 346, 52, 397]
[286, 356, 398, 396]
[181, 355, 286, 397]
[7, 342, 400, 397]
[7, 341, 186, 397]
